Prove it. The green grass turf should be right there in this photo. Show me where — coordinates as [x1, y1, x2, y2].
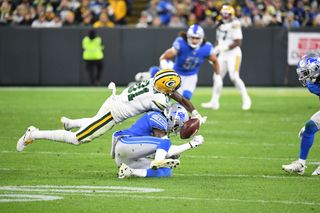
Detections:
[1, 87, 320, 212]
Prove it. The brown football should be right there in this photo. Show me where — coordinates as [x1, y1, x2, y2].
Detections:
[180, 118, 200, 139]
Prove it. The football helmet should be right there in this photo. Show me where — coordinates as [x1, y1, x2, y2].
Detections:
[186, 24, 204, 49]
[164, 103, 189, 134]
[153, 69, 181, 94]
[220, 5, 235, 23]
[296, 52, 320, 86]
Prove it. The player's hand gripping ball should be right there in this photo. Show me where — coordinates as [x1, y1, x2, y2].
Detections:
[180, 118, 200, 139]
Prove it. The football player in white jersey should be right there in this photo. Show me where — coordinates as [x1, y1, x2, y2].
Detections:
[201, 5, 251, 110]
[16, 69, 207, 152]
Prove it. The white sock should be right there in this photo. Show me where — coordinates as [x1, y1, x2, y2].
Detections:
[154, 149, 167, 161]
[31, 130, 79, 145]
[132, 169, 147, 177]
[167, 143, 191, 157]
[67, 118, 92, 129]
[211, 74, 223, 103]
[233, 76, 249, 100]
[298, 159, 306, 165]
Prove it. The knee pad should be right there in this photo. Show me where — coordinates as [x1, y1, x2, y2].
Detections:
[182, 90, 192, 100]
[157, 139, 171, 152]
[304, 120, 319, 134]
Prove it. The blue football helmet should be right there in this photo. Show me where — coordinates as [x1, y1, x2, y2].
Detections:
[164, 103, 189, 134]
[296, 52, 320, 86]
[187, 24, 204, 49]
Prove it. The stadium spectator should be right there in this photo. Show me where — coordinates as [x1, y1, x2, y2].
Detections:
[109, 0, 127, 25]
[168, 14, 185, 27]
[283, 11, 300, 28]
[63, 10, 76, 26]
[156, 0, 175, 25]
[80, 8, 94, 26]
[151, 15, 162, 27]
[0, 0, 13, 26]
[136, 10, 149, 28]
[93, 12, 115, 28]
[31, 13, 48, 27]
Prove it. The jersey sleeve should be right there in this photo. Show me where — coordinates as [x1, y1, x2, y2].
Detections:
[232, 19, 243, 40]
[206, 42, 215, 56]
[172, 37, 182, 51]
[148, 112, 168, 131]
[307, 82, 320, 96]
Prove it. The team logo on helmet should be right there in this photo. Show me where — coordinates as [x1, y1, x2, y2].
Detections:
[153, 69, 181, 94]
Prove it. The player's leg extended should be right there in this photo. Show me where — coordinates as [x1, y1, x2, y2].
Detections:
[201, 57, 226, 110]
[61, 117, 92, 131]
[227, 50, 251, 110]
[118, 163, 172, 179]
[177, 75, 198, 100]
[282, 111, 320, 175]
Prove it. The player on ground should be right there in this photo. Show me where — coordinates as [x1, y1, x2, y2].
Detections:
[159, 24, 221, 100]
[112, 103, 204, 178]
[17, 69, 206, 151]
[282, 52, 320, 175]
[201, 5, 251, 110]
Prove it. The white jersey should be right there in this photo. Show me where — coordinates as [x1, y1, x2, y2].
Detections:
[216, 19, 242, 50]
[108, 79, 170, 123]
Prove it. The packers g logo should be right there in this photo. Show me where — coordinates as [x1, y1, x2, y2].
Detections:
[166, 80, 176, 88]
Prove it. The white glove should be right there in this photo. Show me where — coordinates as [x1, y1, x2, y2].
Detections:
[189, 135, 204, 148]
[191, 109, 207, 125]
[160, 59, 174, 69]
[298, 126, 305, 139]
[108, 82, 117, 96]
[213, 44, 229, 55]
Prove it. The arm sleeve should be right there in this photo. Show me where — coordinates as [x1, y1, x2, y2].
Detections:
[172, 37, 181, 51]
[232, 20, 243, 40]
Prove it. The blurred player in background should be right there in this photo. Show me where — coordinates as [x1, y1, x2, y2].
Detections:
[113, 103, 204, 178]
[159, 24, 221, 100]
[17, 69, 206, 151]
[202, 5, 251, 110]
[282, 52, 320, 176]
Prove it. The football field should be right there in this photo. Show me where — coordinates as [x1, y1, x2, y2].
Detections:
[1, 87, 320, 212]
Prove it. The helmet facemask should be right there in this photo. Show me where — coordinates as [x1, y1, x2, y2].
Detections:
[296, 53, 320, 86]
[164, 104, 189, 134]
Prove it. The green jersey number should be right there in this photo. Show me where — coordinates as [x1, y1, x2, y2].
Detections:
[127, 80, 150, 101]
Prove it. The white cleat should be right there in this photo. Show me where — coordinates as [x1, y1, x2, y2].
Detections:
[118, 163, 133, 179]
[150, 159, 180, 170]
[242, 96, 251, 111]
[201, 101, 219, 110]
[282, 160, 306, 175]
[60, 116, 72, 131]
[312, 165, 320, 176]
[16, 126, 38, 152]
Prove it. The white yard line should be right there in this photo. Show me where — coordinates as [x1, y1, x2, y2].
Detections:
[0, 185, 318, 206]
[1, 150, 316, 161]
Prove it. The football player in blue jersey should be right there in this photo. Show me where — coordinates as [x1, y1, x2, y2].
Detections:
[282, 52, 320, 176]
[159, 24, 221, 100]
[112, 103, 204, 178]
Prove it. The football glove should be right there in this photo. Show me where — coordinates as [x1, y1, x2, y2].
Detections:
[189, 135, 204, 148]
[160, 59, 174, 69]
[108, 82, 117, 96]
[191, 109, 207, 125]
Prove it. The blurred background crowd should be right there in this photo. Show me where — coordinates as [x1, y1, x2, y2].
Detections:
[0, 0, 319, 28]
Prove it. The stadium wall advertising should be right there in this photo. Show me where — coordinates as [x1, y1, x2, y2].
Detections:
[0, 27, 319, 86]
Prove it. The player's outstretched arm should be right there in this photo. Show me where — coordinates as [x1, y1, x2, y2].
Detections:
[159, 48, 177, 69]
[170, 91, 207, 124]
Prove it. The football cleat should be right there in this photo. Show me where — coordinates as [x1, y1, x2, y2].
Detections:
[282, 160, 306, 175]
[201, 101, 220, 110]
[312, 165, 320, 176]
[150, 159, 180, 170]
[16, 126, 38, 152]
[118, 163, 133, 179]
[60, 116, 72, 131]
[242, 96, 251, 111]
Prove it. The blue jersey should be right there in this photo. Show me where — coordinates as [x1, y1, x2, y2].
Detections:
[306, 82, 320, 96]
[172, 37, 214, 76]
[114, 111, 168, 137]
